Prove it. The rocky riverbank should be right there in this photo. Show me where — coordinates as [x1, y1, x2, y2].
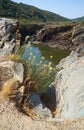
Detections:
[34, 23, 84, 50]
[17, 22, 84, 51]
[0, 18, 84, 130]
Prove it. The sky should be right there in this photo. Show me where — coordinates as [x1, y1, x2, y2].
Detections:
[13, 0, 84, 19]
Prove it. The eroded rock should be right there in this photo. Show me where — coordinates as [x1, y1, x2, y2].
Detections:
[54, 46, 84, 120]
[72, 25, 84, 44]
[0, 18, 18, 57]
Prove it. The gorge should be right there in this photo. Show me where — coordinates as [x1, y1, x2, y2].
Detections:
[0, 17, 84, 130]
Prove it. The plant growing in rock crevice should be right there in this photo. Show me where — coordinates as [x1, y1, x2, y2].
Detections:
[10, 44, 56, 93]
[10, 44, 57, 118]
[23, 45, 56, 93]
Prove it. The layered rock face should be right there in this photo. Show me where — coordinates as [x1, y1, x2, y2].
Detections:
[0, 18, 18, 57]
[35, 24, 84, 50]
[35, 25, 73, 50]
[72, 25, 84, 44]
[54, 45, 84, 120]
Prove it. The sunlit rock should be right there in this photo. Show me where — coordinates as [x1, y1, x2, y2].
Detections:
[0, 60, 24, 90]
[0, 18, 18, 57]
[54, 46, 84, 120]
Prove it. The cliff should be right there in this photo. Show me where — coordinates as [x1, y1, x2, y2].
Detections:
[34, 23, 84, 50]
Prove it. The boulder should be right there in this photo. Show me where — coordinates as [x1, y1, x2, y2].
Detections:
[0, 60, 24, 90]
[54, 46, 84, 120]
[26, 93, 52, 119]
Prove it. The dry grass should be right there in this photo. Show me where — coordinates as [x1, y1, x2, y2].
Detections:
[22, 105, 40, 120]
[0, 78, 18, 99]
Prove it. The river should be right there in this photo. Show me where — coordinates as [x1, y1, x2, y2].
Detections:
[22, 43, 70, 66]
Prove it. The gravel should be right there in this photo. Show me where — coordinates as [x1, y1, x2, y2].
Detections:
[0, 99, 84, 130]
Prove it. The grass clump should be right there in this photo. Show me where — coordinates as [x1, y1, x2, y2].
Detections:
[22, 44, 56, 93]
[0, 78, 18, 99]
[10, 43, 56, 93]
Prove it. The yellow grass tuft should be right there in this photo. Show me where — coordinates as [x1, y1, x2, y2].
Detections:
[22, 105, 40, 120]
[0, 78, 17, 99]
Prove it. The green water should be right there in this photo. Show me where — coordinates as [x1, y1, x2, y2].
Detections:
[22, 43, 70, 66]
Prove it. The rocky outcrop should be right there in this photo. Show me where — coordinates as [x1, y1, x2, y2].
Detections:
[36, 25, 72, 42]
[72, 25, 84, 44]
[34, 24, 84, 50]
[0, 18, 18, 57]
[19, 23, 44, 44]
[34, 25, 73, 49]
[54, 45, 84, 120]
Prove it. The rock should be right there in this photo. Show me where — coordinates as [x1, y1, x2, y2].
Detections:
[0, 18, 18, 57]
[54, 46, 84, 120]
[76, 44, 84, 57]
[0, 41, 16, 57]
[45, 83, 56, 109]
[19, 23, 44, 44]
[35, 24, 73, 50]
[34, 24, 84, 50]
[56, 51, 78, 70]
[72, 25, 84, 44]
[27, 93, 52, 119]
[0, 60, 24, 90]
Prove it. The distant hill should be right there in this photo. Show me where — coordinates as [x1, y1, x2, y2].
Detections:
[72, 16, 84, 22]
[0, 0, 69, 23]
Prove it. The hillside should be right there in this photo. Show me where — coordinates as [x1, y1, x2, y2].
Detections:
[72, 16, 84, 22]
[0, 0, 69, 23]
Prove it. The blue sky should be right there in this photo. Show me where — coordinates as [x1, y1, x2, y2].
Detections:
[13, 0, 84, 19]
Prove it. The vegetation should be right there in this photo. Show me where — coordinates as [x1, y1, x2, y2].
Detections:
[10, 44, 56, 93]
[0, 78, 17, 99]
[0, 0, 69, 24]
[72, 16, 84, 22]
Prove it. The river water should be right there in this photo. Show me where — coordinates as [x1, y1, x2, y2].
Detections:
[22, 43, 70, 66]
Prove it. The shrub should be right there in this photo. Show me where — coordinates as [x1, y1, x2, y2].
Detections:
[11, 44, 56, 93]
[23, 44, 56, 93]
